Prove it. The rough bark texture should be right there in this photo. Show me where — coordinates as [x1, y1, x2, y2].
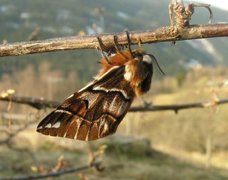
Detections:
[0, 24, 227, 57]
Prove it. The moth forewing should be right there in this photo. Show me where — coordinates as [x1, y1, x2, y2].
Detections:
[37, 48, 154, 141]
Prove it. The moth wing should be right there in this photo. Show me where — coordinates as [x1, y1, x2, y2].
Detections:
[37, 66, 135, 141]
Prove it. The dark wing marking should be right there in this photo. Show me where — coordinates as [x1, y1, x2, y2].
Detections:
[37, 66, 135, 141]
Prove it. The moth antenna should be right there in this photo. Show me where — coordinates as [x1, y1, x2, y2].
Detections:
[96, 36, 112, 64]
[125, 31, 133, 58]
[148, 54, 165, 75]
[113, 35, 128, 59]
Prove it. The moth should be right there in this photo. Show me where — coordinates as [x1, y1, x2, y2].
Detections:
[37, 44, 158, 141]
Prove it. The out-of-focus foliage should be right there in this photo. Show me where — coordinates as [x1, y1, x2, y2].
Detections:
[1, 0, 228, 179]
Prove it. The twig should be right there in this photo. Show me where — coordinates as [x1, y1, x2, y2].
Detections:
[0, 121, 34, 145]
[1, 95, 228, 113]
[0, 161, 102, 180]
[0, 24, 227, 57]
[0, 96, 59, 110]
[27, 27, 40, 41]
[130, 98, 228, 114]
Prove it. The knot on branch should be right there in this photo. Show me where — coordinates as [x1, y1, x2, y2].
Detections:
[169, 1, 213, 29]
[203, 89, 220, 108]
[173, 3, 193, 28]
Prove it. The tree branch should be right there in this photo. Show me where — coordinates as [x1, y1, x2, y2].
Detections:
[1, 95, 227, 113]
[0, 24, 227, 57]
[0, 121, 35, 145]
[0, 96, 59, 110]
[0, 161, 102, 180]
[130, 99, 228, 113]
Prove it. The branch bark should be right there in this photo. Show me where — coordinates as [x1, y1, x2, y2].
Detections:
[0, 24, 227, 57]
[0, 96, 59, 110]
[1, 95, 227, 113]
[0, 161, 102, 180]
[129, 99, 228, 113]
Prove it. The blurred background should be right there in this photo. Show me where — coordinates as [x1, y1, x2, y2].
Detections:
[0, 0, 228, 179]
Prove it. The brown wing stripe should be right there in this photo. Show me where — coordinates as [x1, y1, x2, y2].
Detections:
[88, 122, 99, 140]
[64, 119, 79, 139]
[98, 114, 117, 138]
[76, 121, 89, 140]
[37, 110, 120, 141]
[37, 110, 73, 136]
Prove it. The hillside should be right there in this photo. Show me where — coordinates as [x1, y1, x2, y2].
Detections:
[0, 0, 228, 84]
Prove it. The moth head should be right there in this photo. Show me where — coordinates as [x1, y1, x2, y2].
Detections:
[137, 53, 154, 94]
[124, 49, 164, 96]
[124, 49, 154, 96]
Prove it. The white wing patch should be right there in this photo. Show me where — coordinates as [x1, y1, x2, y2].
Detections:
[93, 86, 130, 100]
[45, 123, 52, 128]
[124, 64, 133, 81]
[52, 121, 61, 128]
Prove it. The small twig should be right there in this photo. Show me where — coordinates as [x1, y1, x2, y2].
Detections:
[1, 95, 228, 113]
[190, 3, 213, 24]
[27, 27, 40, 41]
[169, 1, 213, 28]
[0, 121, 34, 145]
[88, 145, 106, 171]
[0, 161, 102, 180]
[130, 98, 228, 114]
[0, 96, 59, 110]
[0, 24, 227, 57]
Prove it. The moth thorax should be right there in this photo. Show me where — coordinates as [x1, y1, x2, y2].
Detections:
[124, 54, 152, 82]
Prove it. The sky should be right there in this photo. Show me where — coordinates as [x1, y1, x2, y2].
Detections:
[185, 0, 228, 11]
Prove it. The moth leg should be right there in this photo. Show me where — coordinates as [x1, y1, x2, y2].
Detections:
[125, 31, 133, 58]
[113, 35, 128, 59]
[96, 36, 111, 64]
[137, 36, 142, 48]
[113, 35, 122, 52]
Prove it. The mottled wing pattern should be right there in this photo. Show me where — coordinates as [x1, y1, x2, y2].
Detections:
[37, 66, 135, 141]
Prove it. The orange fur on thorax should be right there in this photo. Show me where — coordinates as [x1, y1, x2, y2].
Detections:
[98, 50, 131, 76]
[98, 48, 145, 76]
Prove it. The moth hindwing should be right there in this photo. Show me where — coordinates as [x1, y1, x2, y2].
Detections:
[37, 48, 153, 141]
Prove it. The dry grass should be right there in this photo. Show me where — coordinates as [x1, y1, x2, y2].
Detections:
[1, 132, 228, 180]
